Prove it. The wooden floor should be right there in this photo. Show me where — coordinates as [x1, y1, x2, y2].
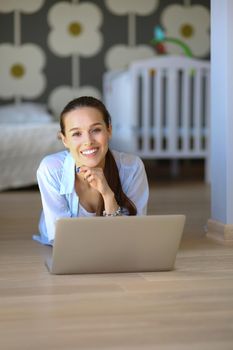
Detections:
[0, 181, 233, 350]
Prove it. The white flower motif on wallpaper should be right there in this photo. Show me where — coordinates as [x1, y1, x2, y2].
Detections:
[161, 5, 210, 57]
[49, 86, 101, 118]
[104, 0, 158, 70]
[105, 0, 158, 15]
[0, 0, 44, 13]
[48, 2, 103, 57]
[105, 45, 155, 70]
[0, 44, 46, 99]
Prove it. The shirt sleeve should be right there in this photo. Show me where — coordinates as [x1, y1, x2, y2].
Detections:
[120, 154, 149, 215]
[36, 159, 72, 244]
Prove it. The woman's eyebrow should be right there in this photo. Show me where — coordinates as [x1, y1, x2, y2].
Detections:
[69, 122, 103, 132]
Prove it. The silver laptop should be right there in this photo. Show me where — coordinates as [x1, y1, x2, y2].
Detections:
[45, 215, 185, 274]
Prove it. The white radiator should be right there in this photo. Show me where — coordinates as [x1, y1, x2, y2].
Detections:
[103, 56, 210, 181]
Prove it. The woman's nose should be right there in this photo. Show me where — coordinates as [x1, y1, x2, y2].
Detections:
[83, 132, 93, 145]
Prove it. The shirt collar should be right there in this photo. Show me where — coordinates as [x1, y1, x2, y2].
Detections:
[59, 152, 75, 195]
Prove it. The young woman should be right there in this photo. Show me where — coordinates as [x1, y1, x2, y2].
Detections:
[33, 96, 149, 245]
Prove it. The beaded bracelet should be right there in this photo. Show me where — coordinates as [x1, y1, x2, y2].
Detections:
[103, 206, 122, 217]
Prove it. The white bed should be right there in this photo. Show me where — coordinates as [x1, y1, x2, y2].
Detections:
[0, 103, 64, 191]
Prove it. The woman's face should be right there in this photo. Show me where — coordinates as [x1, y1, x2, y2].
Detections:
[61, 107, 112, 169]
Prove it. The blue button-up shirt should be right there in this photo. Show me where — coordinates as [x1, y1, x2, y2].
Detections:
[33, 149, 149, 245]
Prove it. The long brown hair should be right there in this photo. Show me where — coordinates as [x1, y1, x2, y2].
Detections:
[60, 96, 137, 216]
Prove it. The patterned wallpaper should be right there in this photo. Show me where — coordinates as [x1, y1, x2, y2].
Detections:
[0, 0, 210, 117]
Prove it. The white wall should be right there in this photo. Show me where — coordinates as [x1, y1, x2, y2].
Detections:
[211, 0, 233, 224]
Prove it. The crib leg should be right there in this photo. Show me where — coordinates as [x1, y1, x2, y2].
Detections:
[170, 159, 179, 178]
[204, 156, 211, 184]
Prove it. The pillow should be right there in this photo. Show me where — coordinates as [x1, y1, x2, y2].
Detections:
[0, 103, 53, 124]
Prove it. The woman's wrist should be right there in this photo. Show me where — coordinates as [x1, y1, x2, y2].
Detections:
[103, 206, 122, 217]
[102, 189, 120, 215]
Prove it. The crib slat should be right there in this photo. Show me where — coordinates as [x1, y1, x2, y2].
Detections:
[193, 68, 202, 153]
[205, 69, 210, 144]
[154, 69, 163, 154]
[141, 69, 151, 153]
[182, 68, 191, 153]
[167, 68, 178, 153]
[131, 66, 140, 150]
[204, 68, 210, 181]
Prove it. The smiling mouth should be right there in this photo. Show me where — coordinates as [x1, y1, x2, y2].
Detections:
[81, 147, 98, 156]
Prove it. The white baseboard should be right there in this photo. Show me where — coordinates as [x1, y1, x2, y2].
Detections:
[206, 219, 233, 244]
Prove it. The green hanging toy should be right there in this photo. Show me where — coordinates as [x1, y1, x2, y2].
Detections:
[151, 26, 193, 57]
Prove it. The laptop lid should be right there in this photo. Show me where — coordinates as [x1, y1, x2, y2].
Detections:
[45, 215, 185, 275]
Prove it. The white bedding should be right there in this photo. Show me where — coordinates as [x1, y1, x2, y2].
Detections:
[0, 123, 64, 191]
[0, 103, 65, 190]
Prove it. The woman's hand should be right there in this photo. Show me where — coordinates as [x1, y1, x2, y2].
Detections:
[79, 166, 119, 214]
[79, 166, 110, 196]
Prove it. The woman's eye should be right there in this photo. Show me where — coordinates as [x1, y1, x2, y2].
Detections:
[72, 131, 82, 137]
[91, 128, 101, 133]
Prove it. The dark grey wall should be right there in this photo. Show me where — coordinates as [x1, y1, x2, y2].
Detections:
[0, 0, 210, 107]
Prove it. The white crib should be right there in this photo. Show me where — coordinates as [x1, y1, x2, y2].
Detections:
[103, 55, 210, 181]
